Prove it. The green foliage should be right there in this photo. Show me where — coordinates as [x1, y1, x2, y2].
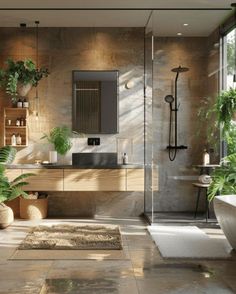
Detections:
[0, 165, 34, 203]
[208, 153, 236, 202]
[41, 126, 73, 155]
[215, 88, 236, 135]
[0, 146, 17, 164]
[225, 124, 236, 155]
[0, 146, 34, 203]
[0, 58, 49, 102]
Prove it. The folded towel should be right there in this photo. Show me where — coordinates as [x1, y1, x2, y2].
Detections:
[198, 174, 211, 184]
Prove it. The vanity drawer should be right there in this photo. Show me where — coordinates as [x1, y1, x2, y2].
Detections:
[64, 169, 126, 191]
[126, 169, 144, 191]
[22, 169, 63, 191]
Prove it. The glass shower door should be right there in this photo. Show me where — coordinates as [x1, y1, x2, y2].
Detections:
[144, 11, 154, 223]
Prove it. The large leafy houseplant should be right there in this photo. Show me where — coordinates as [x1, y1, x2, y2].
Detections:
[0, 146, 34, 228]
[41, 126, 73, 155]
[0, 146, 34, 203]
[0, 58, 49, 102]
[208, 153, 236, 202]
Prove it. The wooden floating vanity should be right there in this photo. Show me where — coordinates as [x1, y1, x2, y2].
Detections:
[6, 165, 144, 192]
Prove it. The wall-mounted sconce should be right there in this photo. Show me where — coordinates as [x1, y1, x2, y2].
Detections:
[125, 80, 135, 89]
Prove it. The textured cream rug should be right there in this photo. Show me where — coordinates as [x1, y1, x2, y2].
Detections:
[18, 224, 122, 250]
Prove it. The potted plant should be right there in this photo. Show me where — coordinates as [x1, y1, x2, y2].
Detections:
[208, 153, 236, 249]
[208, 153, 236, 202]
[41, 126, 73, 163]
[0, 146, 34, 228]
[0, 58, 49, 102]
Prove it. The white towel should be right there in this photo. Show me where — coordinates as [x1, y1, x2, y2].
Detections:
[198, 174, 211, 184]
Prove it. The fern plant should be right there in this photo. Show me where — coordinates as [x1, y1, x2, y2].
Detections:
[41, 126, 73, 155]
[0, 146, 17, 164]
[0, 165, 34, 203]
[215, 87, 236, 135]
[0, 146, 34, 203]
[208, 153, 236, 202]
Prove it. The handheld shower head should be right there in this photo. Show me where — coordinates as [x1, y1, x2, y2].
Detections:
[164, 95, 174, 103]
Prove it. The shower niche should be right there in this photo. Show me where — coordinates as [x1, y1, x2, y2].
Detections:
[72, 70, 119, 134]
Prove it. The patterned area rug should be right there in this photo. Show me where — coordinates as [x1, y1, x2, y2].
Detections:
[19, 224, 122, 250]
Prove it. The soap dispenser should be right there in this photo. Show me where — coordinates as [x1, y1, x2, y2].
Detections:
[122, 153, 128, 165]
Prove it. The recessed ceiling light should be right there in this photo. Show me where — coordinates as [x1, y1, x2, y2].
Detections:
[177, 32, 182, 36]
[183, 23, 189, 26]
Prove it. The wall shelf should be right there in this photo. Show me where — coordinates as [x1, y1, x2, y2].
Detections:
[4, 108, 29, 147]
[5, 126, 27, 129]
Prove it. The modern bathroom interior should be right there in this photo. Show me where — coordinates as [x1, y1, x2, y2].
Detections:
[0, 8, 231, 223]
[1, 3, 236, 293]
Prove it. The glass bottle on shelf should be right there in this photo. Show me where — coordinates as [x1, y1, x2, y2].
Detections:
[16, 133, 22, 145]
[11, 133, 16, 146]
[23, 98, 29, 108]
[17, 99, 23, 108]
[15, 118, 20, 126]
[20, 117, 25, 126]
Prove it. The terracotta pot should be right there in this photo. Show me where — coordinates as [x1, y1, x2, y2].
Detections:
[20, 197, 48, 220]
[17, 83, 32, 97]
[0, 203, 14, 229]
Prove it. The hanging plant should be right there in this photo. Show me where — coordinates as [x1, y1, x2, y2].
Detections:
[0, 58, 49, 102]
[214, 87, 236, 135]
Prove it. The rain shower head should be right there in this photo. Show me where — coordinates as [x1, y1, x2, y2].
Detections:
[164, 95, 174, 103]
[171, 66, 189, 73]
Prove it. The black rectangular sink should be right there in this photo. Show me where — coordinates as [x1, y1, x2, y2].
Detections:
[72, 152, 118, 167]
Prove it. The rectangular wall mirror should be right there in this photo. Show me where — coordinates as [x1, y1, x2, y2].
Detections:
[72, 70, 119, 134]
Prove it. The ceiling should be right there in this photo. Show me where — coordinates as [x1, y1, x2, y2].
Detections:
[0, 0, 233, 36]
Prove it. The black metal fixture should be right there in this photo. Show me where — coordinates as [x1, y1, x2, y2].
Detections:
[35, 20, 40, 120]
[20, 23, 26, 27]
[164, 66, 189, 161]
[231, 3, 236, 7]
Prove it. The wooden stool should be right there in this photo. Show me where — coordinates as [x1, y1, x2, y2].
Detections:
[192, 182, 210, 222]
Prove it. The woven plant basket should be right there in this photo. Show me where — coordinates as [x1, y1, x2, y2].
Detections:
[20, 198, 48, 220]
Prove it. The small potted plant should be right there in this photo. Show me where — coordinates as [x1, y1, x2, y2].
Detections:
[41, 126, 73, 163]
[208, 153, 236, 249]
[0, 146, 34, 229]
[208, 153, 236, 202]
[0, 58, 49, 103]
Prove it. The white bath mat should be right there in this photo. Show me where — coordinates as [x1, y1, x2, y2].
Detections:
[148, 225, 232, 259]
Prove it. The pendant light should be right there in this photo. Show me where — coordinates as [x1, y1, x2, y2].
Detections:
[35, 20, 40, 120]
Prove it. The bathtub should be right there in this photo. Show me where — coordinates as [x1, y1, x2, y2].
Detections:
[214, 195, 236, 250]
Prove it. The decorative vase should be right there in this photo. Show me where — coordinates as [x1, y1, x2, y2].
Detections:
[49, 151, 57, 164]
[0, 203, 14, 229]
[17, 83, 32, 97]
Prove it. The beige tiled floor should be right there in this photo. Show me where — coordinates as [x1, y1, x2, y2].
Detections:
[0, 217, 236, 293]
